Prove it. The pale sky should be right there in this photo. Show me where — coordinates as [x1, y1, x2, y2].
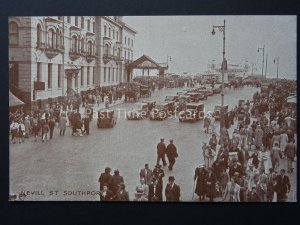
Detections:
[123, 16, 297, 80]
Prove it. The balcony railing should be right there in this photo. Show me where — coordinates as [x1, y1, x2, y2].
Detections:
[69, 51, 81, 61]
[45, 46, 64, 59]
[86, 53, 97, 63]
[113, 56, 124, 65]
[103, 54, 113, 64]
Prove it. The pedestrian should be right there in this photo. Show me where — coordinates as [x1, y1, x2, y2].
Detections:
[59, 112, 67, 136]
[165, 176, 181, 202]
[166, 139, 178, 171]
[135, 178, 149, 200]
[32, 120, 40, 142]
[240, 125, 247, 149]
[10, 119, 19, 144]
[133, 188, 148, 202]
[148, 177, 163, 202]
[115, 183, 129, 201]
[139, 163, 153, 186]
[83, 115, 90, 135]
[110, 169, 124, 195]
[222, 177, 241, 202]
[42, 121, 49, 142]
[232, 129, 240, 147]
[275, 169, 291, 202]
[247, 186, 260, 202]
[246, 126, 254, 149]
[156, 138, 167, 167]
[194, 164, 207, 200]
[203, 144, 215, 169]
[24, 116, 31, 138]
[254, 125, 263, 150]
[271, 143, 282, 171]
[203, 116, 210, 133]
[205, 167, 217, 202]
[99, 183, 114, 201]
[209, 133, 218, 151]
[49, 117, 55, 139]
[280, 130, 288, 153]
[98, 167, 112, 191]
[209, 115, 215, 134]
[284, 139, 296, 173]
[229, 158, 243, 179]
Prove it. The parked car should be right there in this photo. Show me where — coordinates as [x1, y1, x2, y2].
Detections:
[165, 95, 179, 102]
[179, 102, 205, 122]
[166, 101, 176, 115]
[142, 99, 156, 111]
[149, 102, 169, 120]
[187, 92, 200, 102]
[97, 109, 117, 128]
[176, 95, 191, 112]
[205, 88, 214, 96]
[197, 90, 208, 100]
[213, 104, 228, 121]
[127, 102, 149, 120]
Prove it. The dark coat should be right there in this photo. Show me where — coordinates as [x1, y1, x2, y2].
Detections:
[110, 175, 124, 194]
[157, 142, 166, 156]
[206, 172, 217, 198]
[165, 183, 181, 202]
[229, 164, 243, 178]
[166, 143, 178, 159]
[148, 181, 163, 201]
[275, 175, 291, 196]
[98, 172, 112, 190]
[115, 190, 129, 201]
[194, 167, 207, 196]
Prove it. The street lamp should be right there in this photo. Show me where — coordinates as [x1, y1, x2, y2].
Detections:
[273, 57, 279, 87]
[167, 55, 172, 67]
[211, 19, 225, 145]
[257, 45, 265, 78]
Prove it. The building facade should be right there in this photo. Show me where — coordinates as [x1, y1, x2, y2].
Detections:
[9, 16, 136, 107]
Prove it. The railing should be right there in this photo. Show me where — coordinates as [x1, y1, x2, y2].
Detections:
[86, 54, 97, 63]
[103, 53, 113, 64]
[69, 51, 81, 61]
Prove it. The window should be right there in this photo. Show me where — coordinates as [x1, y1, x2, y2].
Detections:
[87, 67, 90, 85]
[72, 36, 77, 52]
[60, 31, 63, 48]
[81, 38, 84, 52]
[128, 51, 130, 61]
[58, 64, 62, 88]
[104, 44, 109, 55]
[37, 62, 41, 82]
[104, 25, 107, 36]
[37, 24, 42, 47]
[88, 41, 93, 55]
[87, 20, 90, 31]
[56, 29, 60, 49]
[112, 68, 114, 82]
[48, 63, 52, 89]
[75, 76, 78, 89]
[81, 67, 84, 86]
[67, 16, 71, 23]
[81, 16, 84, 28]
[104, 67, 106, 82]
[93, 22, 95, 33]
[108, 67, 110, 82]
[116, 68, 118, 81]
[124, 50, 126, 60]
[125, 36, 126, 44]
[117, 48, 121, 58]
[116, 31, 118, 41]
[109, 27, 111, 37]
[131, 39, 133, 47]
[119, 67, 122, 82]
[113, 30, 115, 39]
[92, 67, 95, 84]
[75, 16, 78, 26]
[48, 29, 54, 48]
[9, 22, 19, 45]
[128, 38, 130, 46]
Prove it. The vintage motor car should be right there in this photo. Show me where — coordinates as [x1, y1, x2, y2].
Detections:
[187, 92, 200, 102]
[97, 109, 117, 128]
[178, 102, 205, 122]
[165, 95, 179, 102]
[213, 104, 229, 121]
[165, 100, 176, 115]
[205, 88, 214, 96]
[127, 102, 149, 120]
[149, 102, 169, 120]
[176, 91, 187, 96]
[176, 95, 191, 112]
[213, 86, 222, 94]
[142, 99, 156, 111]
[197, 90, 208, 100]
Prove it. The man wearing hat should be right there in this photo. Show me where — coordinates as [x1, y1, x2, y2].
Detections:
[99, 183, 113, 201]
[166, 139, 179, 171]
[110, 169, 124, 195]
[275, 169, 291, 202]
[194, 163, 207, 200]
[133, 188, 148, 202]
[229, 158, 243, 179]
[165, 176, 181, 202]
[148, 177, 163, 202]
[98, 167, 112, 191]
[156, 138, 167, 166]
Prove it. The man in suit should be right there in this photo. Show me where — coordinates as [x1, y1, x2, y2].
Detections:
[229, 158, 243, 179]
[166, 139, 179, 171]
[165, 176, 181, 202]
[156, 138, 167, 166]
[140, 163, 153, 185]
[98, 167, 112, 191]
[99, 183, 113, 201]
[148, 177, 163, 201]
[275, 169, 291, 202]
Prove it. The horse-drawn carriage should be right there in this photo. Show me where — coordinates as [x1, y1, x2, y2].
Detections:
[120, 82, 140, 103]
[139, 85, 151, 98]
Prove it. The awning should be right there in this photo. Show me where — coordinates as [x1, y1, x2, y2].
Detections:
[287, 96, 296, 104]
[9, 91, 25, 107]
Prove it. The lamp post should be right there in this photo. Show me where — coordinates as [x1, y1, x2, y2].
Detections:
[211, 19, 226, 144]
[274, 57, 279, 87]
[257, 45, 265, 78]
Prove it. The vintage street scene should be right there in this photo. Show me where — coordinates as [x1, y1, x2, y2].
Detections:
[9, 16, 296, 202]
